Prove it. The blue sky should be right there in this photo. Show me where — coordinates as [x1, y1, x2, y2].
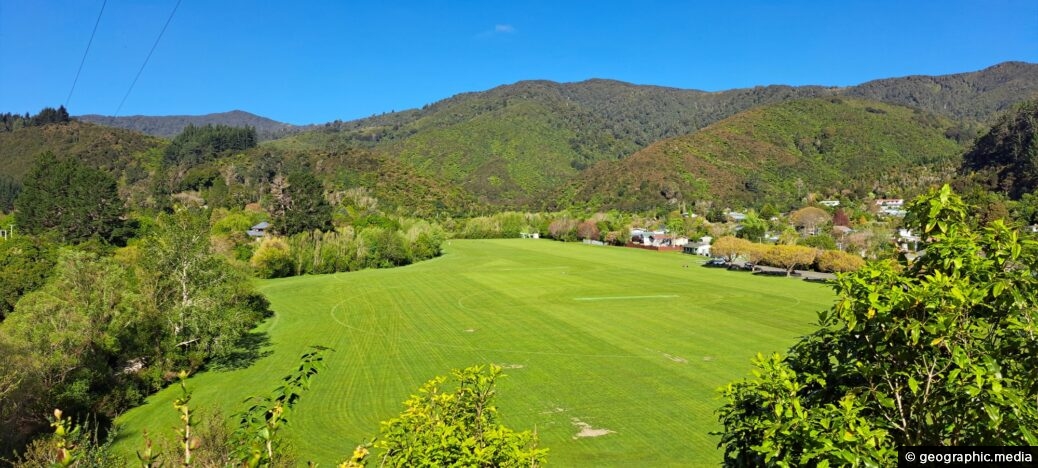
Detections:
[2, 1, 1036, 125]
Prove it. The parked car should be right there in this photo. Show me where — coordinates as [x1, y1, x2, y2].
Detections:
[728, 261, 755, 271]
[704, 258, 728, 267]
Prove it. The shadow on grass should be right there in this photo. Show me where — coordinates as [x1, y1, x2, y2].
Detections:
[206, 331, 273, 372]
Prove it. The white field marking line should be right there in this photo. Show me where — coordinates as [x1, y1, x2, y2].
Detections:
[573, 294, 680, 301]
[483, 266, 569, 272]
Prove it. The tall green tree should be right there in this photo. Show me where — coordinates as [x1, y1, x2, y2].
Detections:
[716, 185, 1038, 466]
[0, 175, 19, 212]
[15, 152, 127, 244]
[136, 208, 269, 369]
[269, 172, 332, 236]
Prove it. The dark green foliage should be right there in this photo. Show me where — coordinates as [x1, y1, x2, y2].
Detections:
[845, 61, 1038, 123]
[800, 233, 837, 250]
[1013, 191, 1038, 224]
[0, 250, 139, 450]
[717, 185, 1038, 466]
[0, 236, 57, 320]
[960, 99, 1038, 199]
[15, 152, 128, 244]
[164, 124, 257, 166]
[269, 172, 332, 236]
[0, 106, 70, 132]
[0, 174, 20, 212]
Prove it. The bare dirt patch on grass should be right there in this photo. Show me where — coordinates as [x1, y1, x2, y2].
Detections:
[663, 353, 688, 363]
[571, 418, 615, 439]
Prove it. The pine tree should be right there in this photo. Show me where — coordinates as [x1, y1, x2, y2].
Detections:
[269, 172, 332, 236]
[14, 152, 126, 244]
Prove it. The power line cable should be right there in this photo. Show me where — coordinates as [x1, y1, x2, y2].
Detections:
[65, 0, 108, 108]
[114, 0, 183, 116]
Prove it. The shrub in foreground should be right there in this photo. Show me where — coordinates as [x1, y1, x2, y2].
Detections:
[717, 185, 1038, 466]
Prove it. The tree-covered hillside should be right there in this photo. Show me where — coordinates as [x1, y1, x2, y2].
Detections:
[78, 110, 312, 141]
[264, 62, 1035, 207]
[561, 98, 965, 210]
[959, 98, 1038, 199]
[0, 120, 164, 182]
[846, 61, 1038, 123]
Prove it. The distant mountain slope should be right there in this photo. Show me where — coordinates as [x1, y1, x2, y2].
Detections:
[267, 62, 1035, 206]
[958, 98, 1038, 199]
[77, 110, 310, 141]
[561, 98, 965, 210]
[0, 121, 164, 181]
[845, 62, 1038, 122]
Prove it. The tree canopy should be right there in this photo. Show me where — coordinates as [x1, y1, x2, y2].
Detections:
[717, 185, 1038, 466]
[164, 124, 257, 166]
[268, 172, 332, 236]
[14, 152, 127, 244]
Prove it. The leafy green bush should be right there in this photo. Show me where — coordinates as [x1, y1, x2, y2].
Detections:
[717, 185, 1038, 466]
[373, 365, 548, 467]
[250, 237, 295, 279]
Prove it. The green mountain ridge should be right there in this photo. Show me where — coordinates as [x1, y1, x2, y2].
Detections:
[267, 61, 1036, 206]
[560, 98, 966, 210]
[77, 110, 314, 141]
[3, 62, 1037, 214]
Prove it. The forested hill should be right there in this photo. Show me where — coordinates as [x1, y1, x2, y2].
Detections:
[0, 120, 164, 181]
[77, 110, 312, 141]
[845, 61, 1038, 122]
[559, 98, 965, 210]
[263, 62, 1035, 206]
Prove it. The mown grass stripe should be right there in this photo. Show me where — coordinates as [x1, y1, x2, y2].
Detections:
[113, 239, 833, 466]
[573, 294, 680, 301]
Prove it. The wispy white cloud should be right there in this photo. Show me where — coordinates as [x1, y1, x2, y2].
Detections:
[477, 24, 517, 38]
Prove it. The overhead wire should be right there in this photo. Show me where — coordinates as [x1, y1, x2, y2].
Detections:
[65, 0, 108, 108]
[114, 0, 183, 116]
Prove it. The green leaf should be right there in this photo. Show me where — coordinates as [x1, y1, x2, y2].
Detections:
[907, 377, 919, 394]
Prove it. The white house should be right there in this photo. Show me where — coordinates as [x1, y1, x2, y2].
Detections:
[683, 235, 713, 256]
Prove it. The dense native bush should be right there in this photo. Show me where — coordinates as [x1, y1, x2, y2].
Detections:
[0, 235, 57, 320]
[164, 124, 257, 166]
[251, 236, 295, 279]
[250, 218, 446, 278]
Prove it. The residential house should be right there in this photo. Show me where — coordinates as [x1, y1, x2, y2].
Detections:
[247, 221, 271, 239]
[682, 235, 713, 256]
[875, 199, 907, 217]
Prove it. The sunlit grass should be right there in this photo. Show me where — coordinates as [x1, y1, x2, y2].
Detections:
[114, 239, 834, 466]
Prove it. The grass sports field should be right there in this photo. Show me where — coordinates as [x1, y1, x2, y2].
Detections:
[113, 239, 835, 466]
